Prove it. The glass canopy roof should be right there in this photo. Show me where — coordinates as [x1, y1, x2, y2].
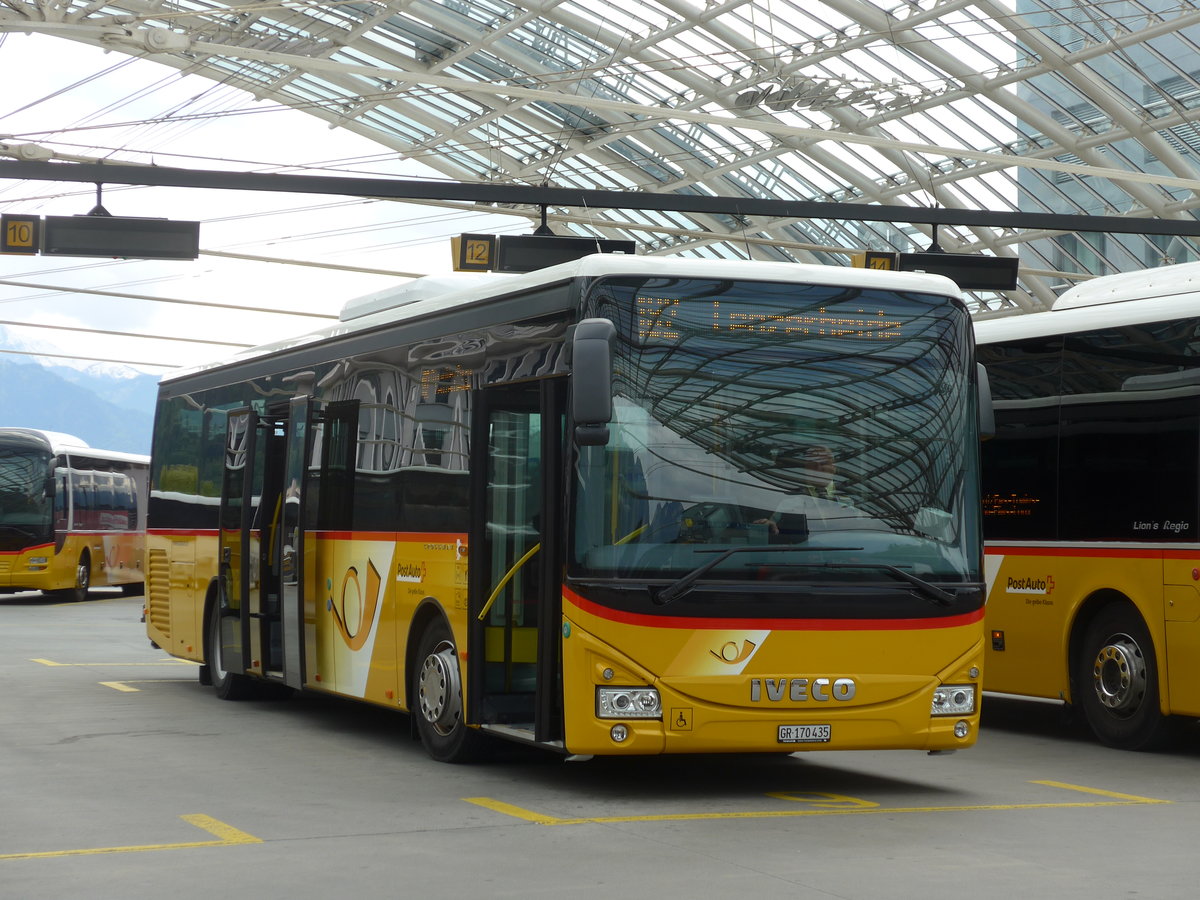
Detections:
[4, 0, 1200, 317]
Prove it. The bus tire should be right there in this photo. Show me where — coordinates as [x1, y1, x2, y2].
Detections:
[206, 599, 258, 701]
[49, 552, 90, 603]
[1076, 604, 1175, 751]
[412, 618, 487, 763]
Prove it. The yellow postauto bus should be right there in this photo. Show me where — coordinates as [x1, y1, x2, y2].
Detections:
[0, 428, 148, 600]
[146, 255, 987, 762]
[976, 260, 1200, 750]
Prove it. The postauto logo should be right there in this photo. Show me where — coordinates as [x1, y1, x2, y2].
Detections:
[1005, 575, 1054, 595]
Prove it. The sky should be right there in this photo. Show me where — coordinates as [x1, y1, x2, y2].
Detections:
[0, 31, 528, 375]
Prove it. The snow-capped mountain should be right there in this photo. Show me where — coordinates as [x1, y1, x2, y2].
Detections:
[0, 356, 157, 455]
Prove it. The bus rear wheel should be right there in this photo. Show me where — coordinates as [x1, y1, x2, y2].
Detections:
[412, 618, 487, 763]
[1076, 604, 1175, 750]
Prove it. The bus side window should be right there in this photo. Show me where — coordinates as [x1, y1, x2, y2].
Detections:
[316, 400, 359, 531]
[1059, 323, 1200, 541]
[54, 472, 69, 542]
[96, 473, 114, 529]
[71, 470, 91, 531]
[978, 340, 1061, 541]
[113, 474, 133, 530]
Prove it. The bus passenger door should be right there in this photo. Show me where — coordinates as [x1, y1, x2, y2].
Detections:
[468, 380, 566, 744]
[218, 402, 311, 690]
[217, 409, 259, 679]
[278, 396, 313, 689]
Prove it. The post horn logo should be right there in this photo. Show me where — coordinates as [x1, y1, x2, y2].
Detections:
[710, 639, 757, 665]
[328, 559, 382, 651]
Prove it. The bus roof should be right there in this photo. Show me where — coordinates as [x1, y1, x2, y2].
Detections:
[0, 428, 148, 464]
[0, 428, 88, 454]
[974, 260, 1200, 345]
[1054, 260, 1200, 310]
[164, 254, 963, 385]
[336, 255, 961, 321]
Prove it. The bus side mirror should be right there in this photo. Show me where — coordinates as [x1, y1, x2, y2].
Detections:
[44, 475, 56, 498]
[977, 363, 995, 441]
[572, 318, 616, 446]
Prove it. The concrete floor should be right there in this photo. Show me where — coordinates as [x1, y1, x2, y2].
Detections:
[2, 589, 1198, 899]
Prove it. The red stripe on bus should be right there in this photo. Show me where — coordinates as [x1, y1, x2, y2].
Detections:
[0, 543, 53, 555]
[562, 586, 984, 631]
[308, 531, 467, 542]
[986, 545, 1200, 560]
[147, 529, 466, 542]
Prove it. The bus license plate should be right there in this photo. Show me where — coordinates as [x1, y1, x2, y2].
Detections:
[778, 724, 831, 744]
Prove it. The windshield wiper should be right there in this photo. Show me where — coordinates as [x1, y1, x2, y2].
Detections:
[655, 545, 864, 605]
[758, 564, 955, 614]
[811, 562, 957, 607]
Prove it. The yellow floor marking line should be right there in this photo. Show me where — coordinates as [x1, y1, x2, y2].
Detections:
[99, 681, 140, 693]
[465, 797, 590, 825]
[464, 781, 1170, 827]
[1030, 780, 1172, 804]
[30, 658, 195, 691]
[0, 815, 261, 861]
[31, 658, 196, 667]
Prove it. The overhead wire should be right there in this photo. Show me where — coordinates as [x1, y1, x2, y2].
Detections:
[0, 278, 340, 319]
[0, 318, 252, 348]
[0, 345, 182, 370]
[0, 0, 1195, 365]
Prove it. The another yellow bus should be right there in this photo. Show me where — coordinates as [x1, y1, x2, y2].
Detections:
[977, 261, 1200, 749]
[0, 428, 148, 600]
[146, 255, 987, 762]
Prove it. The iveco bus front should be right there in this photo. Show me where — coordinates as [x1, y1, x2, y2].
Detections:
[559, 268, 986, 755]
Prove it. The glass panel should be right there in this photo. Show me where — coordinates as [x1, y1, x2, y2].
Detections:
[0, 448, 53, 550]
[485, 406, 541, 693]
[219, 411, 253, 615]
[70, 468, 94, 531]
[570, 276, 979, 603]
[979, 338, 1063, 541]
[283, 402, 308, 589]
[1058, 320, 1200, 541]
[315, 401, 358, 531]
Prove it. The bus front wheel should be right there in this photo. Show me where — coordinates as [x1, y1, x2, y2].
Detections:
[412, 618, 487, 763]
[49, 552, 90, 603]
[206, 600, 258, 701]
[1076, 604, 1174, 750]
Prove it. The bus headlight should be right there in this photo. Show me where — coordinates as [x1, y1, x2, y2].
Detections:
[597, 686, 662, 719]
[931, 684, 976, 716]
[27, 557, 48, 567]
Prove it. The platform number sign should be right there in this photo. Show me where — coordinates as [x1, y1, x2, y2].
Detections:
[454, 233, 497, 272]
[864, 250, 898, 270]
[1, 214, 41, 255]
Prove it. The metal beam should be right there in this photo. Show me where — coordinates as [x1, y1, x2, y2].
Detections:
[3, 159, 1199, 237]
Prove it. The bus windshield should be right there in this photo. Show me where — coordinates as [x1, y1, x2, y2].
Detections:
[569, 276, 981, 600]
[0, 447, 54, 549]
